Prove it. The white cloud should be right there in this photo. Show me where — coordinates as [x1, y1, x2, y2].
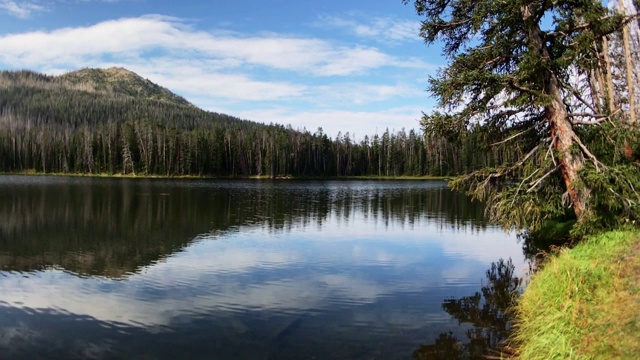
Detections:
[231, 107, 425, 139]
[0, 241, 498, 328]
[319, 15, 421, 44]
[0, 0, 45, 18]
[314, 82, 422, 106]
[137, 61, 307, 101]
[0, 15, 417, 76]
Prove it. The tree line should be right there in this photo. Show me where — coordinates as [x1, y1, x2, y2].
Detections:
[0, 70, 518, 178]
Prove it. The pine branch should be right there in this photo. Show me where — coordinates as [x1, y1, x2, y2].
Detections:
[517, 143, 544, 167]
[569, 112, 609, 118]
[569, 108, 622, 125]
[544, 14, 639, 40]
[611, 167, 640, 199]
[546, 135, 558, 167]
[511, 168, 541, 206]
[490, 128, 532, 146]
[527, 165, 561, 193]
[572, 134, 605, 171]
[560, 80, 600, 114]
[545, 23, 594, 39]
[506, 77, 538, 95]
[622, 13, 640, 26]
[569, 118, 607, 125]
[455, 143, 543, 200]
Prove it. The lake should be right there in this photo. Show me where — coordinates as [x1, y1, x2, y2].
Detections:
[0, 176, 527, 359]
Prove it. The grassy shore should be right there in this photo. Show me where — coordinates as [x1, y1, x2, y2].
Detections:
[513, 230, 640, 359]
[0, 171, 209, 179]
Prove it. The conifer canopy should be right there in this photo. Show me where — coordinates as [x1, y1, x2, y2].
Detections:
[405, 0, 640, 235]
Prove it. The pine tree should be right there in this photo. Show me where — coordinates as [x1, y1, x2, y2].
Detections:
[405, 0, 640, 234]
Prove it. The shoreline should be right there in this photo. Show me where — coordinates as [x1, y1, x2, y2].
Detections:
[512, 230, 640, 359]
[0, 172, 451, 181]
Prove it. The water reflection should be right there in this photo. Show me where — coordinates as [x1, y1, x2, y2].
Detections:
[413, 259, 522, 359]
[0, 176, 525, 359]
[0, 177, 487, 277]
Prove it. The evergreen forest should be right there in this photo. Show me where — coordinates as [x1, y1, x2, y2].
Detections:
[0, 68, 517, 178]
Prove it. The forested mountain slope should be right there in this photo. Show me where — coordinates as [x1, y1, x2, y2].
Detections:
[0, 68, 439, 177]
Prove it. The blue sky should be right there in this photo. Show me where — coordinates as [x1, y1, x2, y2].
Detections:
[0, 0, 443, 138]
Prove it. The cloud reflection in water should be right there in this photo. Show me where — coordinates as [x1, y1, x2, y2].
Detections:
[0, 178, 526, 359]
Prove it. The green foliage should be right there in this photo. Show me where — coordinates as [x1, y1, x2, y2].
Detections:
[520, 218, 577, 260]
[451, 170, 568, 232]
[405, 0, 639, 236]
[573, 122, 640, 234]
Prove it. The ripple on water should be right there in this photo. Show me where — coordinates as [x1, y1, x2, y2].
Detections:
[0, 179, 525, 359]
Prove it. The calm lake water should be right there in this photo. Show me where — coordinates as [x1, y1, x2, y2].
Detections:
[0, 176, 527, 359]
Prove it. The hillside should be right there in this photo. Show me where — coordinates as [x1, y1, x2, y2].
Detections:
[0, 68, 429, 178]
[0, 68, 256, 129]
[0, 67, 190, 106]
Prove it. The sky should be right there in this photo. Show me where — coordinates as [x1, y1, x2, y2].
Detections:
[0, 0, 444, 139]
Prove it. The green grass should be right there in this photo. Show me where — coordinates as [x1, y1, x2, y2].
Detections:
[513, 230, 640, 359]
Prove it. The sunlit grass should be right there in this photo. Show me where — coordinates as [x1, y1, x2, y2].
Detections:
[513, 230, 640, 359]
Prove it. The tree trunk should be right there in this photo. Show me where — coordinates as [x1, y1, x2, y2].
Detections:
[522, 5, 590, 220]
[619, 0, 637, 123]
[588, 69, 602, 113]
[602, 37, 617, 113]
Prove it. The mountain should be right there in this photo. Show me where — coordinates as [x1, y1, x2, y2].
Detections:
[0, 67, 252, 129]
[0, 67, 190, 106]
[0, 67, 429, 178]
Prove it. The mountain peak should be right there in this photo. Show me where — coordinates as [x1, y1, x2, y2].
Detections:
[60, 67, 191, 106]
[103, 67, 137, 77]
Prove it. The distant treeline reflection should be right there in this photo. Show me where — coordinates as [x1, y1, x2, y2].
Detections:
[0, 179, 487, 277]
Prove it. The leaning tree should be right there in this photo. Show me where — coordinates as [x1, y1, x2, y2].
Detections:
[405, 0, 640, 235]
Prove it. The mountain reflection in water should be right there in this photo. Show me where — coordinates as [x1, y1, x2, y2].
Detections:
[0, 177, 526, 359]
[0, 177, 487, 277]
